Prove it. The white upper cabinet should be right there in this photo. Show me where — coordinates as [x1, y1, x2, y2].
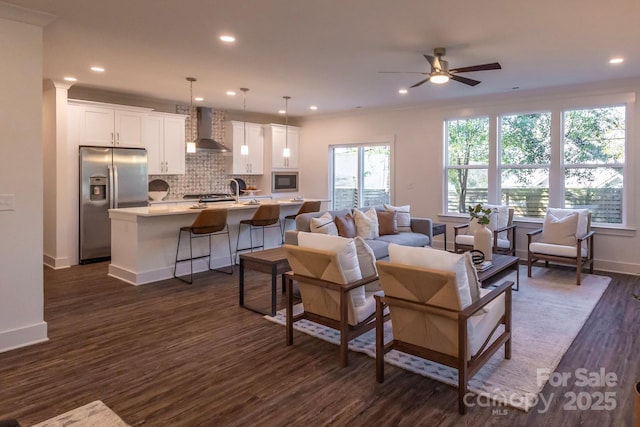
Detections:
[266, 123, 300, 169]
[225, 121, 264, 175]
[144, 113, 186, 175]
[68, 100, 150, 148]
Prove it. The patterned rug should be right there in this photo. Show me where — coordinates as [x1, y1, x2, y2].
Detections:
[265, 266, 611, 411]
[31, 400, 128, 427]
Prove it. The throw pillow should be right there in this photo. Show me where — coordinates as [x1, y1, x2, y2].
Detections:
[384, 204, 411, 232]
[334, 213, 357, 238]
[310, 212, 338, 236]
[297, 232, 365, 307]
[377, 210, 398, 236]
[547, 208, 589, 249]
[353, 208, 379, 240]
[540, 211, 579, 246]
[387, 244, 473, 309]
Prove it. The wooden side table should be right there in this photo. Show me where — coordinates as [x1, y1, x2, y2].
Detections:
[432, 222, 447, 251]
[239, 247, 291, 316]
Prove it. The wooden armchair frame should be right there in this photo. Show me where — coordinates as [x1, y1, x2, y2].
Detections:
[285, 271, 389, 367]
[374, 272, 513, 414]
[453, 208, 516, 256]
[527, 212, 595, 285]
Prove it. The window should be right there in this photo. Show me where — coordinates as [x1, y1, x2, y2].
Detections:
[331, 144, 391, 209]
[445, 117, 489, 213]
[500, 112, 551, 218]
[444, 101, 628, 225]
[563, 106, 625, 224]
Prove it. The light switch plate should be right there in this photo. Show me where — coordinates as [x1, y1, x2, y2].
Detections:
[0, 194, 16, 211]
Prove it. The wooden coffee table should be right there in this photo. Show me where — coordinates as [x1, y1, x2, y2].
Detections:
[476, 254, 520, 291]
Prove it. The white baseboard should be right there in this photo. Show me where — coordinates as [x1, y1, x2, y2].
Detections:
[43, 253, 70, 270]
[0, 321, 48, 354]
[108, 255, 234, 286]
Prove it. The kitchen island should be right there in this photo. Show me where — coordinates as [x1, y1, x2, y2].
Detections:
[108, 199, 326, 285]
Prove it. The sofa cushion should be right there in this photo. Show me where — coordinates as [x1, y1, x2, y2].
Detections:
[296, 209, 351, 232]
[384, 204, 411, 232]
[363, 239, 390, 260]
[335, 213, 357, 238]
[378, 232, 429, 248]
[377, 210, 398, 236]
[310, 212, 338, 236]
[353, 208, 379, 240]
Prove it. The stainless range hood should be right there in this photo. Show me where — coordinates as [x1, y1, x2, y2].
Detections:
[195, 107, 231, 152]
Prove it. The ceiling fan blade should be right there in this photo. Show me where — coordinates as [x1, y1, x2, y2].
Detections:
[409, 77, 431, 88]
[423, 54, 436, 68]
[449, 62, 502, 73]
[378, 71, 427, 74]
[450, 74, 481, 86]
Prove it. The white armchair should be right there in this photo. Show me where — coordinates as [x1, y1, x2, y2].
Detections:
[527, 208, 595, 285]
[375, 244, 513, 414]
[454, 204, 516, 256]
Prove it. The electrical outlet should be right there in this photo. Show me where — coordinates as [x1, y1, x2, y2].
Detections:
[0, 194, 16, 211]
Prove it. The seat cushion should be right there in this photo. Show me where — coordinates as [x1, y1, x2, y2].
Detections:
[530, 241, 587, 258]
[363, 238, 390, 259]
[378, 232, 429, 248]
[455, 234, 511, 249]
[468, 288, 506, 356]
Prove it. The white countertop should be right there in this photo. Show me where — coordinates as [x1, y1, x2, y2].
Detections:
[109, 199, 316, 218]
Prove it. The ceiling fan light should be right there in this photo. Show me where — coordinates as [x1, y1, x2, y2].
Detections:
[430, 73, 449, 84]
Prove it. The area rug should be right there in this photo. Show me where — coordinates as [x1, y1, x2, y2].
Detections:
[265, 266, 610, 412]
[31, 400, 129, 427]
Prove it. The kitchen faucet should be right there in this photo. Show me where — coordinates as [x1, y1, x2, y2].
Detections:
[229, 178, 240, 204]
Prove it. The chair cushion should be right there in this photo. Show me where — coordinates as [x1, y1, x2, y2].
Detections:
[310, 212, 338, 236]
[354, 237, 381, 292]
[540, 211, 578, 246]
[377, 210, 398, 236]
[384, 204, 411, 232]
[529, 241, 588, 258]
[387, 244, 473, 309]
[297, 232, 365, 308]
[353, 208, 379, 240]
[455, 234, 511, 249]
[468, 288, 506, 356]
[378, 232, 429, 248]
[363, 239, 390, 259]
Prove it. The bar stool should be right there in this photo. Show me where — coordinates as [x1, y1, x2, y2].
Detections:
[282, 200, 322, 241]
[174, 209, 233, 284]
[235, 204, 281, 263]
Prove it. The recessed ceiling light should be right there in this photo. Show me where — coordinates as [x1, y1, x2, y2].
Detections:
[398, 89, 408, 94]
[194, 97, 204, 102]
[278, 109, 286, 114]
[609, 57, 624, 64]
[220, 35, 235, 43]
[226, 91, 236, 96]
[63, 76, 77, 82]
[90, 66, 105, 72]
[310, 105, 318, 110]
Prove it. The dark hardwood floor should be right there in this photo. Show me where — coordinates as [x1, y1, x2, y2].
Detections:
[0, 263, 638, 426]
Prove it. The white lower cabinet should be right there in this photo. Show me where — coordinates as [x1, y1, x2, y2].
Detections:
[145, 113, 186, 175]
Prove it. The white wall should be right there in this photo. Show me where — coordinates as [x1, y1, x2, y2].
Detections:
[299, 80, 640, 275]
[0, 15, 49, 352]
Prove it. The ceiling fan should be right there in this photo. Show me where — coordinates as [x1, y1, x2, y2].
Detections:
[381, 47, 502, 88]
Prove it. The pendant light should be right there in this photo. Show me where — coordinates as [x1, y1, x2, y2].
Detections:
[282, 96, 291, 159]
[240, 88, 249, 156]
[186, 77, 197, 153]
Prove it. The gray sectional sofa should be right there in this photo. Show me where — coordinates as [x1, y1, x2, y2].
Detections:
[283, 206, 433, 260]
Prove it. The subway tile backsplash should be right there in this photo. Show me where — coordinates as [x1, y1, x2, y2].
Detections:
[148, 105, 256, 198]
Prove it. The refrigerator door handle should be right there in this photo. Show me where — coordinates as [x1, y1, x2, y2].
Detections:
[113, 165, 119, 208]
[107, 165, 114, 209]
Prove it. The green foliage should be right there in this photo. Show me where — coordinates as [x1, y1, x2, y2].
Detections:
[468, 203, 493, 225]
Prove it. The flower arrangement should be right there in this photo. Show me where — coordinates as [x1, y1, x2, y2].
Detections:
[468, 203, 493, 225]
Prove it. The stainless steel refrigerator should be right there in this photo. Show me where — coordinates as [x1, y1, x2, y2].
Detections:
[79, 146, 148, 264]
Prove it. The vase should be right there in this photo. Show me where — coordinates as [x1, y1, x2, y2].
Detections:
[473, 224, 493, 261]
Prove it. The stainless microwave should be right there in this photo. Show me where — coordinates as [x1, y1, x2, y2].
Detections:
[272, 171, 299, 192]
